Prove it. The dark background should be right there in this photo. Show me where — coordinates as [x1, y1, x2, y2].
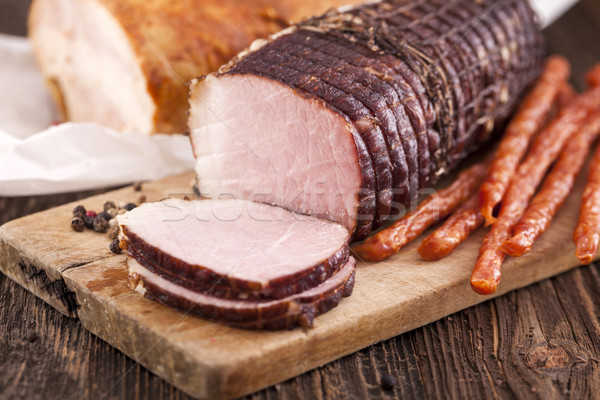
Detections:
[0, 0, 31, 36]
[2, 0, 600, 399]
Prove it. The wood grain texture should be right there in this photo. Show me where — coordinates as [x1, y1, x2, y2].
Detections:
[1, 0, 600, 398]
[1, 160, 599, 399]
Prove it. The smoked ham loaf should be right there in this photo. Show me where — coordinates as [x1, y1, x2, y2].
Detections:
[189, 0, 545, 240]
[118, 199, 355, 329]
[27, 0, 362, 134]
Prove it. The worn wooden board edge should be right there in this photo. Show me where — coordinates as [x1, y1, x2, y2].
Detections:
[0, 170, 597, 399]
[0, 172, 195, 318]
[60, 249, 592, 400]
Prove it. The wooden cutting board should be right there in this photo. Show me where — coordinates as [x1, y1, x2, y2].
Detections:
[0, 170, 595, 399]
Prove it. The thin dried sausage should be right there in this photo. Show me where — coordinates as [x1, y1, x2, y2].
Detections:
[574, 146, 600, 264]
[557, 83, 576, 110]
[503, 111, 600, 257]
[479, 56, 571, 226]
[418, 194, 483, 261]
[472, 81, 600, 295]
[353, 161, 487, 262]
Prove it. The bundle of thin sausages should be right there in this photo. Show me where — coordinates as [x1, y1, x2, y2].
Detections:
[353, 56, 600, 295]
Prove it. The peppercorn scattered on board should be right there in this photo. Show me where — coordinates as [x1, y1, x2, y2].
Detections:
[0, 170, 596, 399]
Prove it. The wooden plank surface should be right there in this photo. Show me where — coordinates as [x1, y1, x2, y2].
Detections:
[0, 157, 598, 399]
[2, 0, 600, 399]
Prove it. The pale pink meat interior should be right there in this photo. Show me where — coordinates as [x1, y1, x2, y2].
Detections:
[189, 74, 362, 233]
[118, 199, 349, 285]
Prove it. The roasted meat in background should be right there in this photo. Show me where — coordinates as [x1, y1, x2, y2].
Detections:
[28, 0, 363, 134]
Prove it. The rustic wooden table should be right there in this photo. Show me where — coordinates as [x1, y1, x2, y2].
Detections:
[2, 0, 600, 399]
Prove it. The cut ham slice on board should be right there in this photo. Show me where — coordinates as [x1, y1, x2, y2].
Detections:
[128, 256, 356, 330]
[125, 241, 349, 301]
[118, 198, 355, 328]
[118, 198, 350, 296]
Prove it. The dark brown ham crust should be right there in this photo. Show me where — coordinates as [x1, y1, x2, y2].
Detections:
[195, 0, 544, 240]
[130, 257, 356, 330]
[121, 226, 350, 295]
[292, 32, 426, 214]
[274, 34, 400, 225]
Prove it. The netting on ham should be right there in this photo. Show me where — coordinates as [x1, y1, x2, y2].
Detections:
[189, 0, 544, 240]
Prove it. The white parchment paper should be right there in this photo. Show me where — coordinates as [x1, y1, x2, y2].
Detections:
[0, 34, 195, 196]
[0, 0, 578, 196]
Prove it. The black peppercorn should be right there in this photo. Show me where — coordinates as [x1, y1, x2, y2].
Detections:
[83, 215, 95, 229]
[93, 216, 109, 233]
[107, 226, 119, 240]
[72, 205, 86, 218]
[109, 239, 122, 254]
[96, 211, 112, 221]
[103, 201, 116, 212]
[123, 203, 137, 211]
[71, 217, 85, 232]
[381, 374, 397, 391]
[106, 208, 117, 219]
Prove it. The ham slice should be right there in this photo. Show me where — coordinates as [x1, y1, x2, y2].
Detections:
[126, 243, 347, 300]
[118, 199, 350, 298]
[28, 0, 363, 134]
[128, 256, 355, 329]
[188, 0, 545, 240]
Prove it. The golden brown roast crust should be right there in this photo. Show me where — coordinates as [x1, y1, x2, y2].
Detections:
[28, 0, 363, 134]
